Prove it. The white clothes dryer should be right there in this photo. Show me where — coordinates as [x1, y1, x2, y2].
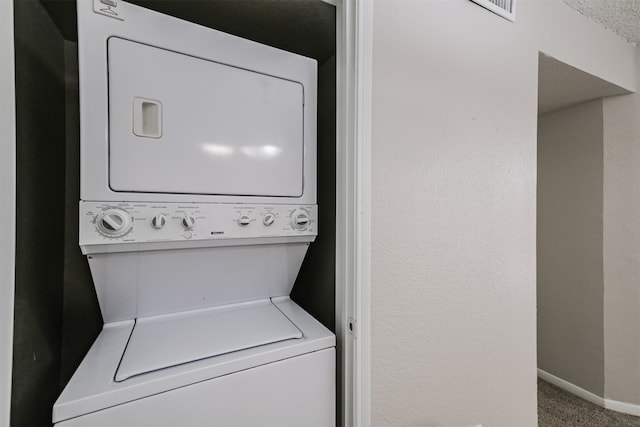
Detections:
[53, 1, 335, 425]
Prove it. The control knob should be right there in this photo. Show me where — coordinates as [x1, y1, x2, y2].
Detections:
[263, 213, 275, 226]
[238, 215, 251, 226]
[151, 214, 166, 229]
[291, 210, 310, 230]
[96, 208, 132, 238]
[182, 214, 196, 229]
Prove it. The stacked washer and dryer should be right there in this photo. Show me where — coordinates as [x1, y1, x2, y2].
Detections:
[52, 1, 335, 425]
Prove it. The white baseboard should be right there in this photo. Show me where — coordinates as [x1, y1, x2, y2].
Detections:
[605, 398, 640, 417]
[537, 369, 605, 406]
[537, 368, 640, 417]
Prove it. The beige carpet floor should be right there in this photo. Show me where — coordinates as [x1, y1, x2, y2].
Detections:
[538, 379, 640, 426]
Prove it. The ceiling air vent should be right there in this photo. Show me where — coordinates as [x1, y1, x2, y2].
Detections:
[470, 0, 515, 22]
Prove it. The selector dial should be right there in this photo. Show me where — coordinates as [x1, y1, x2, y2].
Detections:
[151, 214, 166, 229]
[96, 208, 133, 238]
[291, 210, 310, 230]
[263, 213, 275, 226]
[238, 215, 251, 226]
[182, 214, 196, 229]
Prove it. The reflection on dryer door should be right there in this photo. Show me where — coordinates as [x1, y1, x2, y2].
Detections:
[107, 37, 304, 197]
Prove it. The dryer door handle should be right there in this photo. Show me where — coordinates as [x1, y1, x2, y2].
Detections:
[132, 97, 162, 139]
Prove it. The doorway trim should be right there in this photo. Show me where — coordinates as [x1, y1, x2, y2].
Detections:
[0, 0, 16, 424]
[332, 0, 373, 426]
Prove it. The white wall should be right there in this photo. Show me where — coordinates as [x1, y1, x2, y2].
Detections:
[603, 49, 640, 404]
[370, 0, 636, 425]
[537, 100, 604, 397]
[0, 0, 16, 424]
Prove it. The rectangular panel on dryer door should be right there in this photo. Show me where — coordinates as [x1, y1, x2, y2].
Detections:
[107, 37, 304, 197]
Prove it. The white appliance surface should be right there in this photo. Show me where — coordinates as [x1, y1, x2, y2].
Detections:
[66, 2, 334, 427]
[87, 243, 310, 323]
[56, 348, 335, 427]
[115, 300, 302, 381]
[108, 37, 304, 197]
[53, 297, 334, 424]
[79, 201, 317, 254]
[78, 0, 317, 204]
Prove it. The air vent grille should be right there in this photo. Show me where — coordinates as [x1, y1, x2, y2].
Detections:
[470, 0, 516, 22]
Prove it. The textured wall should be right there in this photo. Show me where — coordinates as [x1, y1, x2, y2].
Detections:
[537, 100, 604, 397]
[370, 2, 538, 425]
[370, 0, 635, 425]
[603, 51, 640, 404]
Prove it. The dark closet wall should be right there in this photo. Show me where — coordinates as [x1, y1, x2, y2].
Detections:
[12, 0, 67, 424]
[13, 2, 102, 424]
[291, 55, 337, 331]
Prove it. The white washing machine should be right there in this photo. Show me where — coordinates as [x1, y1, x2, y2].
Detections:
[52, 1, 335, 425]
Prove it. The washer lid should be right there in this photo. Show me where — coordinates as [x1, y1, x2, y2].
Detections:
[115, 299, 302, 382]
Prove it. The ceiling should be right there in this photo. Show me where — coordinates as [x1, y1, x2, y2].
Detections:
[563, 0, 640, 45]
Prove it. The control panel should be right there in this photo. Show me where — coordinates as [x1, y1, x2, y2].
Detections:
[80, 202, 317, 247]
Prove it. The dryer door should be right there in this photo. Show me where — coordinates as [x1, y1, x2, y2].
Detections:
[107, 37, 304, 197]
